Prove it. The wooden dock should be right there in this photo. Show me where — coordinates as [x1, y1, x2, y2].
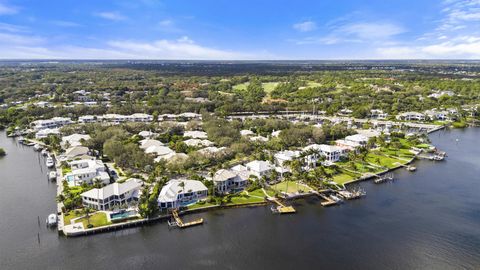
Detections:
[268, 197, 296, 214]
[170, 210, 203, 228]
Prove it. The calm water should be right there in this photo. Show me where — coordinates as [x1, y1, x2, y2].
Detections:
[0, 129, 479, 270]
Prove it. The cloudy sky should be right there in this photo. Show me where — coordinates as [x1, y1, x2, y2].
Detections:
[0, 0, 479, 59]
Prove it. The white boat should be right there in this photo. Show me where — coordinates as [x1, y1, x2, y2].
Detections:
[33, 144, 43, 151]
[48, 171, 57, 180]
[41, 149, 49, 156]
[329, 195, 343, 203]
[46, 214, 57, 227]
[46, 157, 55, 168]
[18, 136, 25, 144]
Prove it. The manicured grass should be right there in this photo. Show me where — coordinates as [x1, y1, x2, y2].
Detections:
[78, 212, 111, 228]
[248, 188, 268, 198]
[332, 173, 356, 184]
[232, 82, 279, 93]
[187, 200, 218, 210]
[63, 210, 82, 225]
[62, 167, 72, 175]
[271, 181, 311, 194]
[228, 192, 265, 205]
[366, 152, 406, 169]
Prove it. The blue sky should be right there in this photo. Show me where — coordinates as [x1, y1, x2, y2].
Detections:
[0, 0, 479, 59]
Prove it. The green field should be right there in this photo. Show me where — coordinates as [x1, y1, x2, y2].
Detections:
[232, 82, 279, 93]
[271, 181, 311, 193]
[332, 173, 357, 184]
[78, 212, 111, 228]
[366, 152, 406, 168]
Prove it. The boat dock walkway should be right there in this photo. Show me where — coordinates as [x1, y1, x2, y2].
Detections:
[170, 210, 204, 228]
[267, 197, 296, 214]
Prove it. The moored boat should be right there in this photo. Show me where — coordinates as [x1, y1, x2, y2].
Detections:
[46, 214, 57, 227]
[46, 157, 55, 168]
[48, 171, 57, 180]
[33, 143, 43, 151]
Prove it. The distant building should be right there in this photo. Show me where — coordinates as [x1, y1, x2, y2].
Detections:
[61, 134, 91, 149]
[31, 117, 72, 131]
[183, 130, 208, 139]
[396, 112, 426, 121]
[35, 128, 60, 139]
[64, 158, 109, 186]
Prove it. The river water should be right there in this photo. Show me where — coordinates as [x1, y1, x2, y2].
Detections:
[0, 128, 479, 270]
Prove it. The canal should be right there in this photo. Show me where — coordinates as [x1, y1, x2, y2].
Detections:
[0, 128, 479, 269]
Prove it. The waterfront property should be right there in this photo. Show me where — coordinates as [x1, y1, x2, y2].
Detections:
[213, 168, 249, 194]
[31, 117, 72, 131]
[396, 112, 426, 121]
[245, 160, 274, 178]
[81, 178, 143, 210]
[65, 158, 110, 186]
[158, 179, 208, 209]
[274, 150, 301, 169]
[303, 144, 348, 165]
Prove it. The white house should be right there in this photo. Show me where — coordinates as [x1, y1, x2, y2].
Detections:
[249, 136, 268, 142]
[396, 112, 426, 121]
[78, 115, 97, 123]
[128, 113, 153, 122]
[303, 144, 347, 165]
[81, 178, 143, 210]
[184, 139, 214, 147]
[31, 117, 72, 131]
[183, 130, 208, 139]
[157, 179, 208, 209]
[101, 114, 128, 124]
[240, 130, 255, 136]
[139, 131, 155, 138]
[370, 109, 388, 120]
[35, 128, 60, 139]
[64, 158, 109, 186]
[274, 150, 301, 168]
[145, 145, 175, 160]
[61, 134, 91, 149]
[213, 169, 249, 194]
[245, 160, 274, 178]
[197, 146, 227, 156]
[139, 139, 164, 150]
[345, 134, 369, 147]
[60, 146, 91, 162]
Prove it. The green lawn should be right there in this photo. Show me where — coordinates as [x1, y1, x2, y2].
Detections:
[248, 188, 268, 198]
[63, 210, 82, 225]
[232, 82, 279, 93]
[271, 181, 311, 194]
[227, 192, 265, 205]
[366, 152, 406, 169]
[77, 212, 111, 228]
[332, 173, 357, 184]
[187, 200, 219, 210]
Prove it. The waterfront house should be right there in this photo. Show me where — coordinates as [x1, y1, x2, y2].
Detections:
[303, 144, 346, 166]
[213, 169, 249, 194]
[31, 117, 72, 131]
[65, 158, 110, 186]
[61, 134, 91, 149]
[157, 179, 208, 209]
[81, 178, 143, 210]
[35, 128, 60, 139]
[245, 160, 274, 178]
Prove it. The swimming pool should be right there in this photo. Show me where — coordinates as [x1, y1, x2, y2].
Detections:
[110, 210, 137, 221]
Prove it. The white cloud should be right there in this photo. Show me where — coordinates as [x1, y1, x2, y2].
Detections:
[94, 11, 127, 21]
[0, 34, 270, 60]
[293, 21, 317, 32]
[293, 21, 405, 45]
[0, 3, 18, 15]
[0, 22, 28, 32]
[377, 36, 480, 59]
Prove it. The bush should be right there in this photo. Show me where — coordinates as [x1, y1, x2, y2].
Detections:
[0, 148, 5, 157]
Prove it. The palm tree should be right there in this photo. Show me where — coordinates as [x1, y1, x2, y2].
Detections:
[83, 207, 92, 227]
